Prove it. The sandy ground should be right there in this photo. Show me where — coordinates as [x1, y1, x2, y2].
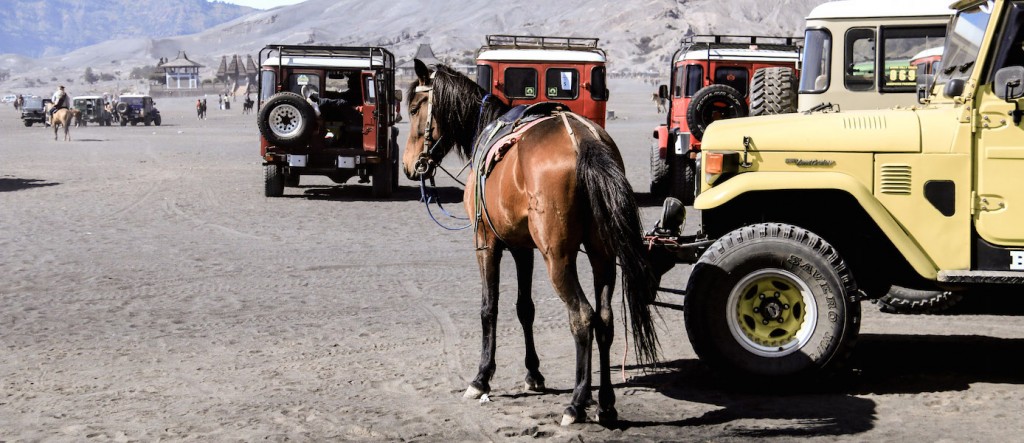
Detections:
[2, 79, 1024, 442]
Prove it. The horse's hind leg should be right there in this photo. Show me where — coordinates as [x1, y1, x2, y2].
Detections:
[588, 248, 618, 424]
[465, 245, 504, 399]
[511, 248, 544, 392]
[544, 252, 594, 426]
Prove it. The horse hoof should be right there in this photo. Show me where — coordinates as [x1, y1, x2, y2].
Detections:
[560, 406, 585, 426]
[463, 385, 486, 400]
[594, 407, 618, 426]
[523, 379, 545, 392]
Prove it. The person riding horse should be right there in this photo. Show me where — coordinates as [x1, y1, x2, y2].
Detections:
[50, 85, 68, 116]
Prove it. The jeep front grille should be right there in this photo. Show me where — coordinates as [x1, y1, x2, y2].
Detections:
[879, 164, 912, 195]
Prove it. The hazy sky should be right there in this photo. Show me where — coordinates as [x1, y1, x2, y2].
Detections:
[212, 0, 306, 9]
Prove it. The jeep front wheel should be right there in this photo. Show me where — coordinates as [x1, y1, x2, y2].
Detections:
[686, 84, 747, 141]
[684, 223, 861, 381]
[258, 92, 315, 149]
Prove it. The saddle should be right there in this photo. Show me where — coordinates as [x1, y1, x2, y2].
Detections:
[472, 102, 566, 178]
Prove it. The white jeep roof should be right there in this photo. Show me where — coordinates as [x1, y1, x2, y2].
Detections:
[262, 56, 385, 69]
[806, 0, 954, 20]
[477, 49, 605, 63]
[74, 95, 103, 100]
[678, 48, 800, 63]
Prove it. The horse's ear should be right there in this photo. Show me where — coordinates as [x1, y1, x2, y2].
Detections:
[414, 59, 432, 83]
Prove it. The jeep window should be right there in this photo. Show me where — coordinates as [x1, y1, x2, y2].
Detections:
[845, 28, 876, 91]
[590, 66, 608, 101]
[937, 1, 993, 86]
[715, 67, 749, 96]
[684, 64, 704, 97]
[289, 73, 321, 96]
[260, 70, 276, 101]
[504, 68, 538, 99]
[988, 2, 1024, 81]
[364, 76, 376, 105]
[476, 65, 492, 91]
[671, 66, 685, 97]
[800, 28, 831, 94]
[545, 68, 579, 99]
[880, 26, 946, 92]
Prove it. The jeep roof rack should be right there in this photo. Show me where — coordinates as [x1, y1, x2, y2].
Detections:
[259, 44, 395, 70]
[482, 35, 605, 55]
[681, 34, 803, 53]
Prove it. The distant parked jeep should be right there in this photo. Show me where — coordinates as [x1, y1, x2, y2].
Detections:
[19, 96, 46, 127]
[72, 96, 113, 126]
[116, 94, 161, 126]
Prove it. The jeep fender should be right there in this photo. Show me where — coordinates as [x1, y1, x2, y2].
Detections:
[694, 171, 939, 280]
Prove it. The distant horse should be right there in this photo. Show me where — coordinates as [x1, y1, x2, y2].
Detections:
[402, 60, 658, 426]
[242, 96, 254, 114]
[45, 104, 72, 141]
[652, 92, 666, 113]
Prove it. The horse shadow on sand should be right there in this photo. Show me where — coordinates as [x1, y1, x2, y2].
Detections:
[0, 177, 60, 192]
[613, 333, 1024, 437]
[288, 183, 463, 203]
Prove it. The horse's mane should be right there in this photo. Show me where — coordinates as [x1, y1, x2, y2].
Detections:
[407, 64, 510, 160]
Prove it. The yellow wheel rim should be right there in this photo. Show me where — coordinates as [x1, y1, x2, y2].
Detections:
[727, 269, 818, 357]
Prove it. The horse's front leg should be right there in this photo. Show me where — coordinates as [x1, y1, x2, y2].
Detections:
[511, 248, 544, 392]
[464, 244, 503, 399]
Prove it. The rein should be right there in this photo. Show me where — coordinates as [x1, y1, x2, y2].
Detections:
[414, 74, 472, 231]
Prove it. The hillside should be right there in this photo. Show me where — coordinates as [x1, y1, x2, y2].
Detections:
[0, 0, 830, 95]
[0, 0, 255, 58]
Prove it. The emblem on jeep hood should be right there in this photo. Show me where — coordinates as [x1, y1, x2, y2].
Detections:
[785, 158, 836, 167]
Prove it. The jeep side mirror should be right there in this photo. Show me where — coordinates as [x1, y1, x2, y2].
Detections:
[394, 89, 403, 102]
[917, 74, 935, 104]
[658, 84, 669, 99]
[943, 79, 965, 98]
[994, 66, 1024, 101]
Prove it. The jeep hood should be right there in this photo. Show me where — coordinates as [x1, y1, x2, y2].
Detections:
[701, 109, 922, 153]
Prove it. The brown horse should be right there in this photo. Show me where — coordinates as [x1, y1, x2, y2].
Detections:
[46, 104, 73, 141]
[402, 60, 658, 426]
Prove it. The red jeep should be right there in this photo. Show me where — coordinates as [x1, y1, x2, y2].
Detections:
[475, 35, 609, 127]
[257, 45, 400, 198]
[651, 34, 802, 204]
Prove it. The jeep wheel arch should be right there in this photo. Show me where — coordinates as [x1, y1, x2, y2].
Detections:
[684, 223, 861, 380]
[258, 92, 316, 149]
[749, 67, 798, 116]
[686, 84, 747, 141]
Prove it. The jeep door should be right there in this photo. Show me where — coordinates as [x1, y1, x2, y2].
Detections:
[975, 0, 1024, 247]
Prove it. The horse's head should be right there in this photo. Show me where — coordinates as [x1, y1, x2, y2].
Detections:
[402, 59, 441, 181]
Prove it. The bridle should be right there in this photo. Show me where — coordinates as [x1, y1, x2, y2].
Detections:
[413, 73, 446, 180]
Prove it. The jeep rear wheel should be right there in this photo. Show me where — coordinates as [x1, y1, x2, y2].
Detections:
[684, 223, 861, 381]
[686, 84, 747, 141]
[749, 67, 798, 116]
[258, 92, 315, 149]
[265, 164, 285, 197]
[874, 286, 963, 314]
[371, 162, 394, 198]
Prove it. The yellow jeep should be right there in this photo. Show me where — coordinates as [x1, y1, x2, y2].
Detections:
[653, 0, 1024, 381]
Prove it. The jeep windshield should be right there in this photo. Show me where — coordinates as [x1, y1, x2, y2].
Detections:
[936, 1, 994, 85]
[22, 97, 43, 110]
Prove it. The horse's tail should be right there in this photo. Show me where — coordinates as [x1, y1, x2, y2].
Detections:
[576, 135, 660, 366]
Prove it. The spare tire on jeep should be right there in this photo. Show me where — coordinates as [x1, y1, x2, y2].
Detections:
[686, 84, 747, 141]
[749, 67, 798, 116]
[258, 92, 316, 149]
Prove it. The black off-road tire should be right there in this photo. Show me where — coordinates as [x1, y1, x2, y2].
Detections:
[24, 120, 32, 127]
[650, 140, 671, 198]
[668, 155, 696, 206]
[684, 223, 861, 382]
[371, 162, 394, 198]
[874, 286, 963, 314]
[258, 92, 315, 149]
[264, 164, 285, 197]
[153, 114, 162, 126]
[686, 84, 747, 141]
[749, 67, 798, 116]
